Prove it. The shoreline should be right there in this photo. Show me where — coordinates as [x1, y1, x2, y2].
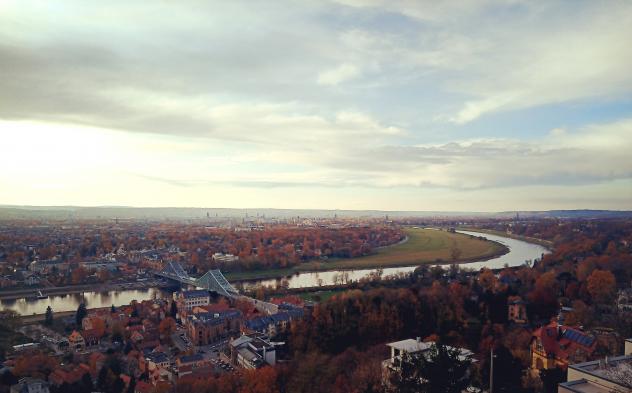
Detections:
[457, 227, 554, 250]
[2, 228, 519, 300]
[0, 280, 170, 301]
[227, 229, 510, 282]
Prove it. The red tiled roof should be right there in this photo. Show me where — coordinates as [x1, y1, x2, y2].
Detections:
[533, 322, 596, 362]
[49, 365, 89, 386]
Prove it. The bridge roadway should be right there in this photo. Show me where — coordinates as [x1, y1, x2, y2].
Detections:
[155, 262, 278, 315]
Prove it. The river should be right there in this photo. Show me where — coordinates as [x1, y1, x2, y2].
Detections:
[1, 231, 549, 315]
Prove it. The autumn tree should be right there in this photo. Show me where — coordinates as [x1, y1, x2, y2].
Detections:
[71, 266, 89, 285]
[240, 367, 278, 393]
[478, 269, 497, 293]
[159, 317, 176, 338]
[587, 270, 616, 304]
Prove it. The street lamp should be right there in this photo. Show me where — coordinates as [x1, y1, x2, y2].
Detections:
[489, 347, 497, 393]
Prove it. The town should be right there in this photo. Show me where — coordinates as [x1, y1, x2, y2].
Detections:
[2, 0, 632, 392]
[1, 214, 632, 393]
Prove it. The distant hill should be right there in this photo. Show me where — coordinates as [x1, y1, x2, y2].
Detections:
[0, 205, 631, 220]
[504, 210, 632, 219]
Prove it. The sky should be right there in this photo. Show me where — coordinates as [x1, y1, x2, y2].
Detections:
[1, 0, 632, 212]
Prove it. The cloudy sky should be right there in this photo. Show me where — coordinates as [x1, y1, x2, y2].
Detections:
[1, 0, 631, 211]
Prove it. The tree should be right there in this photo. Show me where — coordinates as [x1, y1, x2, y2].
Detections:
[71, 266, 89, 285]
[126, 376, 136, 393]
[159, 317, 176, 338]
[478, 269, 497, 293]
[586, 270, 616, 304]
[390, 342, 473, 393]
[80, 372, 94, 393]
[170, 301, 178, 319]
[45, 306, 54, 326]
[76, 303, 88, 327]
[539, 367, 566, 393]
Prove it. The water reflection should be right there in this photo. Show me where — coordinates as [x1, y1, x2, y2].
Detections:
[1, 288, 169, 315]
[241, 230, 550, 289]
[1, 231, 549, 315]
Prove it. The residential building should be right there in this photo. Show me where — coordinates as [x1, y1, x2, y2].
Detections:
[145, 352, 171, 370]
[175, 354, 211, 376]
[558, 339, 632, 393]
[10, 378, 50, 393]
[531, 322, 597, 371]
[508, 297, 528, 324]
[381, 339, 475, 386]
[212, 253, 239, 263]
[185, 309, 242, 345]
[229, 333, 277, 369]
[28, 259, 69, 274]
[68, 331, 85, 352]
[174, 290, 211, 312]
[23, 274, 40, 286]
[618, 289, 632, 313]
[243, 304, 303, 336]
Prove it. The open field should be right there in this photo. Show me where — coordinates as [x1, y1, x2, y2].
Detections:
[226, 228, 508, 281]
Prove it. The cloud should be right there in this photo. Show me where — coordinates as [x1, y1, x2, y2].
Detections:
[1, 1, 631, 210]
[317, 63, 361, 85]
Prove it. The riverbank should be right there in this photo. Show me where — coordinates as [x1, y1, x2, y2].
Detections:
[457, 227, 554, 249]
[0, 279, 170, 301]
[226, 228, 509, 282]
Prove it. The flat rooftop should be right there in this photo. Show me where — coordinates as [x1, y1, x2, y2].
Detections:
[386, 339, 432, 353]
[559, 379, 611, 393]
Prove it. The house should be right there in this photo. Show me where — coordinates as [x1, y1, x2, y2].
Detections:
[185, 309, 242, 346]
[10, 378, 50, 393]
[558, 338, 632, 393]
[243, 305, 303, 337]
[175, 354, 211, 376]
[174, 290, 211, 312]
[229, 333, 277, 369]
[618, 288, 632, 313]
[145, 352, 171, 370]
[508, 297, 528, 324]
[23, 274, 40, 286]
[81, 329, 101, 348]
[48, 364, 90, 387]
[130, 331, 144, 344]
[212, 253, 239, 263]
[68, 331, 85, 352]
[531, 322, 597, 371]
[382, 338, 474, 380]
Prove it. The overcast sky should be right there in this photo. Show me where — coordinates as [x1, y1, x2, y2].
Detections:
[1, 0, 631, 211]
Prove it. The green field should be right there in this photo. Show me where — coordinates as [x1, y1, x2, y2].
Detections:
[226, 228, 508, 281]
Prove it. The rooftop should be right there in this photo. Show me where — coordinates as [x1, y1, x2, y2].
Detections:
[569, 354, 632, 383]
[559, 379, 612, 393]
[386, 339, 432, 353]
[181, 290, 210, 299]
